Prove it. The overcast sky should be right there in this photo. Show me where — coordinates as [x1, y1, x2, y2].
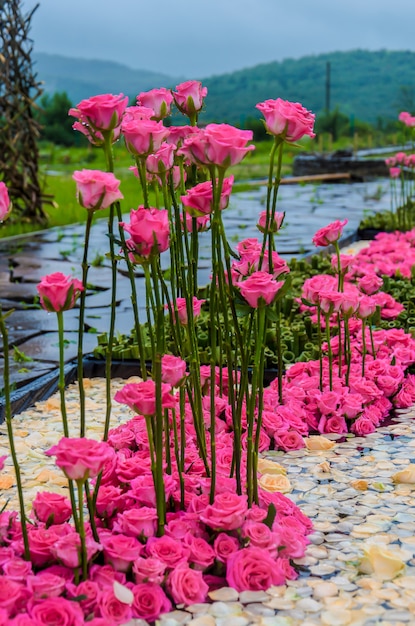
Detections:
[25, 0, 415, 78]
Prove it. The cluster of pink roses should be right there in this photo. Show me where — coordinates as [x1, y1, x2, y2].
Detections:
[349, 229, 415, 279]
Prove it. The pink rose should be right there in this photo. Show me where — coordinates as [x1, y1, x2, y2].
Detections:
[137, 88, 174, 120]
[0, 182, 12, 221]
[238, 271, 283, 308]
[351, 416, 376, 435]
[52, 533, 101, 568]
[32, 491, 72, 526]
[120, 206, 170, 258]
[241, 521, 276, 552]
[101, 532, 143, 572]
[173, 296, 205, 325]
[274, 430, 305, 451]
[318, 415, 348, 434]
[275, 526, 309, 559]
[27, 526, 62, 567]
[26, 571, 66, 598]
[173, 80, 208, 116]
[257, 210, 285, 233]
[132, 556, 166, 584]
[121, 118, 170, 156]
[69, 93, 127, 130]
[181, 176, 234, 217]
[98, 588, 133, 624]
[312, 219, 348, 247]
[183, 532, 215, 570]
[72, 169, 123, 211]
[199, 492, 248, 531]
[213, 533, 240, 562]
[146, 535, 189, 568]
[161, 354, 187, 387]
[131, 583, 172, 621]
[357, 295, 378, 319]
[256, 98, 315, 141]
[226, 547, 286, 591]
[319, 290, 344, 315]
[45, 437, 114, 481]
[0, 577, 24, 613]
[37, 272, 84, 313]
[167, 562, 208, 605]
[66, 579, 101, 615]
[389, 166, 401, 178]
[179, 124, 255, 168]
[358, 274, 383, 295]
[114, 507, 158, 539]
[146, 142, 175, 175]
[114, 380, 176, 416]
[2, 557, 32, 582]
[29, 596, 84, 625]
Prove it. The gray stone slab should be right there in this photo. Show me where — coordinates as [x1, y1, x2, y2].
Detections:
[12, 331, 98, 364]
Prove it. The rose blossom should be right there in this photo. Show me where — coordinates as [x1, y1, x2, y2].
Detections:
[113, 507, 158, 539]
[312, 219, 348, 247]
[26, 571, 66, 598]
[132, 556, 166, 584]
[73, 169, 123, 211]
[161, 354, 187, 387]
[37, 272, 84, 313]
[69, 93, 128, 130]
[66, 579, 101, 615]
[98, 587, 133, 624]
[257, 210, 285, 233]
[45, 437, 114, 481]
[167, 562, 208, 605]
[173, 80, 208, 116]
[146, 142, 175, 175]
[114, 380, 176, 416]
[181, 176, 234, 216]
[238, 271, 283, 308]
[120, 206, 170, 258]
[179, 124, 255, 168]
[29, 596, 84, 625]
[32, 491, 72, 526]
[256, 98, 315, 141]
[226, 547, 286, 591]
[137, 88, 174, 120]
[121, 118, 170, 157]
[52, 532, 101, 568]
[101, 532, 143, 572]
[358, 274, 383, 295]
[130, 582, 172, 622]
[0, 577, 24, 614]
[199, 492, 248, 531]
[183, 532, 215, 569]
[213, 533, 240, 562]
[146, 535, 189, 568]
[2, 557, 32, 581]
[0, 182, 12, 221]
[173, 296, 205, 324]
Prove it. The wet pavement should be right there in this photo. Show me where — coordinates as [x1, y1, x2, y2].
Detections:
[0, 179, 392, 395]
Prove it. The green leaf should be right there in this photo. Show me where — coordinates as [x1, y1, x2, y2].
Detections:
[263, 503, 277, 529]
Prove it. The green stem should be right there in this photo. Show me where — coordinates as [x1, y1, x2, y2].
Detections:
[275, 300, 283, 404]
[361, 318, 367, 378]
[57, 311, 79, 530]
[325, 311, 333, 391]
[0, 309, 30, 560]
[76, 479, 88, 581]
[317, 304, 323, 391]
[78, 211, 94, 437]
[252, 306, 267, 504]
[103, 204, 117, 441]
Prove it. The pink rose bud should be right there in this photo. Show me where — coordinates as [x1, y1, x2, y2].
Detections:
[181, 176, 234, 217]
[173, 80, 208, 117]
[179, 124, 255, 168]
[69, 93, 128, 137]
[172, 296, 205, 325]
[121, 118, 170, 157]
[256, 98, 315, 142]
[73, 169, 123, 211]
[120, 206, 170, 259]
[114, 380, 176, 417]
[312, 218, 348, 247]
[238, 271, 284, 308]
[37, 272, 84, 312]
[146, 143, 175, 175]
[358, 273, 383, 295]
[357, 295, 378, 319]
[0, 182, 12, 221]
[45, 437, 114, 482]
[389, 167, 401, 178]
[161, 354, 187, 387]
[257, 210, 285, 234]
[137, 87, 174, 120]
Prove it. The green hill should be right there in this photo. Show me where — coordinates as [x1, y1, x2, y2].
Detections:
[34, 49, 415, 125]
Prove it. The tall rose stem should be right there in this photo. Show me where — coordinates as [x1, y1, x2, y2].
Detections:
[361, 318, 367, 377]
[0, 309, 30, 560]
[325, 311, 333, 391]
[317, 303, 323, 391]
[78, 211, 94, 437]
[76, 479, 88, 581]
[57, 311, 79, 531]
[252, 306, 266, 504]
